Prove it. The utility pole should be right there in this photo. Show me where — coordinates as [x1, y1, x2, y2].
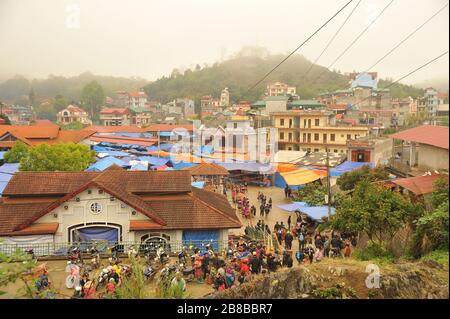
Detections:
[325, 145, 332, 220]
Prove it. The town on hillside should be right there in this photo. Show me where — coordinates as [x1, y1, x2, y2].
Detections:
[0, 0, 448, 303]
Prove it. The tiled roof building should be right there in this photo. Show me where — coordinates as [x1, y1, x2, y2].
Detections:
[0, 169, 241, 245]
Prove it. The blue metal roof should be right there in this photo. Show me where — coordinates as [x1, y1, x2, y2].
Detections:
[0, 163, 20, 174]
[86, 157, 126, 172]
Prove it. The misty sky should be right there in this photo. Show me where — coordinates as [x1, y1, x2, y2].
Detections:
[0, 0, 448, 85]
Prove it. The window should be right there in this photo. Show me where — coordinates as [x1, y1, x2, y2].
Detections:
[334, 149, 338, 153]
[323, 134, 327, 143]
[288, 132, 292, 141]
[347, 134, 351, 140]
[314, 133, 319, 141]
[340, 150, 344, 153]
[308, 119, 311, 128]
[289, 119, 293, 128]
[303, 119, 307, 128]
[314, 119, 320, 126]
[303, 133, 306, 142]
[280, 118, 285, 126]
[330, 134, 335, 142]
[233, 123, 237, 129]
[288, 147, 292, 151]
[90, 203, 102, 214]
[314, 148, 319, 152]
[280, 132, 284, 140]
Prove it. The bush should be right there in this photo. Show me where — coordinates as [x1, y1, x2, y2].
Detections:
[353, 240, 394, 263]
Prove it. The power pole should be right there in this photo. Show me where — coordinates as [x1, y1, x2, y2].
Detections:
[325, 145, 332, 220]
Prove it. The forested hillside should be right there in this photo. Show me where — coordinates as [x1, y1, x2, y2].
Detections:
[0, 72, 147, 103]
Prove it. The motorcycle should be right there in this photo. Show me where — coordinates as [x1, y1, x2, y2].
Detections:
[127, 245, 138, 259]
[143, 264, 156, 281]
[156, 247, 169, 265]
[65, 262, 80, 289]
[89, 248, 100, 269]
[144, 245, 157, 263]
[121, 264, 132, 278]
[96, 268, 111, 290]
[178, 263, 194, 282]
[25, 248, 36, 261]
[68, 246, 83, 266]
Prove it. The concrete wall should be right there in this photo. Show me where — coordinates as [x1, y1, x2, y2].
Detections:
[373, 138, 393, 165]
[417, 144, 449, 171]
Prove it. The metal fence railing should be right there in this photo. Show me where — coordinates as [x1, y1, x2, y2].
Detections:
[0, 240, 233, 258]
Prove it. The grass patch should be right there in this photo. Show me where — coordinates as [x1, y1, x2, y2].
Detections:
[420, 249, 449, 268]
[353, 240, 395, 264]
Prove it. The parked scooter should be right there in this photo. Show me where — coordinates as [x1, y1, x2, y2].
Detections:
[65, 262, 81, 289]
[89, 248, 100, 269]
[156, 247, 169, 265]
[68, 246, 83, 266]
[178, 263, 194, 282]
[96, 267, 111, 290]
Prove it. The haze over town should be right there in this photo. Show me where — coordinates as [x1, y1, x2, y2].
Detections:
[0, 0, 448, 85]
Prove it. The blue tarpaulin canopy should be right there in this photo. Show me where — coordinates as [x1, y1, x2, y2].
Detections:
[97, 150, 129, 157]
[159, 143, 175, 152]
[274, 172, 304, 190]
[194, 145, 214, 155]
[86, 157, 126, 171]
[0, 163, 19, 174]
[138, 156, 169, 166]
[130, 162, 148, 171]
[277, 201, 335, 220]
[159, 131, 175, 137]
[191, 181, 205, 189]
[330, 161, 374, 177]
[0, 151, 6, 160]
[171, 162, 198, 170]
[146, 146, 158, 152]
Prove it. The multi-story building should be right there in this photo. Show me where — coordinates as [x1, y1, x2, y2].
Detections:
[56, 105, 91, 125]
[220, 88, 230, 107]
[99, 108, 132, 126]
[201, 95, 221, 113]
[116, 91, 148, 108]
[266, 82, 296, 96]
[272, 110, 369, 153]
[424, 87, 439, 117]
[130, 106, 152, 126]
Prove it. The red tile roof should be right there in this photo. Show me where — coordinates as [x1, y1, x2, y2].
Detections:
[389, 125, 449, 149]
[83, 125, 145, 133]
[184, 163, 229, 176]
[100, 108, 131, 115]
[144, 124, 194, 132]
[90, 134, 157, 147]
[0, 125, 95, 147]
[391, 174, 449, 195]
[0, 170, 241, 235]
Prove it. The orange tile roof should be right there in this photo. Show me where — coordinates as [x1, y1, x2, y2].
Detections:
[100, 108, 131, 115]
[8, 223, 59, 235]
[0, 125, 60, 139]
[389, 125, 449, 150]
[391, 174, 449, 195]
[90, 134, 157, 147]
[83, 125, 145, 133]
[184, 163, 229, 176]
[144, 124, 194, 132]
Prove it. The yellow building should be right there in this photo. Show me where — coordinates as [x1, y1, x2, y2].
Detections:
[271, 110, 369, 154]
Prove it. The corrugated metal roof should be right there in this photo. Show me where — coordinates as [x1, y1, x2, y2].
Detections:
[392, 173, 449, 195]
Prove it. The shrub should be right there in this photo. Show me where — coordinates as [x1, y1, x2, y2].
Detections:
[353, 240, 394, 263]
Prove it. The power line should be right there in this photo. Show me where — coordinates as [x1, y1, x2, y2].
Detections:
[313, 0, 395, 84]
[351, 50, 449, 109]
[301, 0, 363, 80]
[248, 0, 354, 92]
[364, 2, 449, 72]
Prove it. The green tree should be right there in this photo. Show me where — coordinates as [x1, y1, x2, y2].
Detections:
[294, 181, 327, 206]
[414, 178, 449, 251]
[4, 141, 30, 163]
[81, 80, 105, 119]
[59, 121, 85, 131]
[54, 94, 69, 112]
[336, 165, 389, 191]
[332, 181, 420, 242]
[19, 143, 95, 171]
[0, 113, 11, 125]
